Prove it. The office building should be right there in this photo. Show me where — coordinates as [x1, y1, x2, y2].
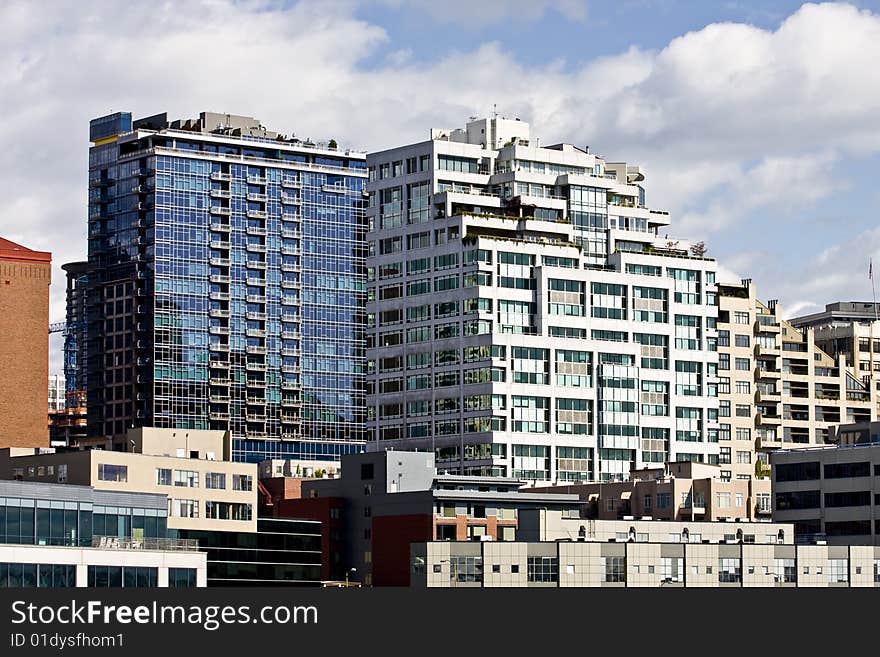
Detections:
[536, 460, 772, 522]
[771, 424, 880, 545]
[366, 116, 719, 483]
[0, 479, 205, 587]
[77, 110, 367, 464]
[0, 237, 51, 448]
[293, 450, 581, 586]
[0, 428, 258, 533]
[717, 281, 876, 482]
[61, 261, 89, 402]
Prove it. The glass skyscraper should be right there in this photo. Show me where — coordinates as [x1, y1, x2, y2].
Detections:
[75, 111, 367, 463]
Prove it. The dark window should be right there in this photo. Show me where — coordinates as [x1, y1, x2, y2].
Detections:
[824, 462, 871, 479]
[775, 462, 820, 482]
[511, 564, 519, 574]
[775, 490, 820, 510]
[825, 491, 871, 507]
[360, 463, 374, 480]
[826, 520, 872, 536]
[168, 568, 197, 588]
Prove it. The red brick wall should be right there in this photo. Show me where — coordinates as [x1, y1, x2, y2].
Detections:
[372, 514, 434, 587]
[0, 258, 50, 448]
[274, 497, 344, 581]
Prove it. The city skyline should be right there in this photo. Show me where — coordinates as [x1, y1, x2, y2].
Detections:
[3, 1, 880, 373]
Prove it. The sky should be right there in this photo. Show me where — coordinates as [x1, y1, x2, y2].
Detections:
[2, 0, 880, 374]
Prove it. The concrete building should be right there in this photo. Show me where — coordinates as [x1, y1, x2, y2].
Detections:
[0, 479, 205, 587]
[790, 301, 880, 407]
[366, 116, 719, 483]
[535, 460, 772, 522]
[717, 280, 875, 482]
[0, 428, 257, 533]
[0, 237, 51, 449]
[74, 111, 367, 464]
[412, 540, 876, 588]
[293, 450, 581, 586]
[771, 424, 880, 545]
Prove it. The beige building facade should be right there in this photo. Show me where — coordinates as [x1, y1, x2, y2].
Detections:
[0, 428, 257, 532]
[717, 280, 876, 482]
[412, 540, 878, 588]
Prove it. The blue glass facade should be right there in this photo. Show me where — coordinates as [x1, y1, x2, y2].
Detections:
[81, 112, 367, 462]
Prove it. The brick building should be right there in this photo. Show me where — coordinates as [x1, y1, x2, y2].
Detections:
[0, 237, 51, 448]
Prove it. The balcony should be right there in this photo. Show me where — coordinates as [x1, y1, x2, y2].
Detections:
[281, 381, 299, 390]
[210, 223, 231, 233]
[281, 280, 301, 291]
[209, 206, 231, 216]
[755, 366, 781, 379]
[209, 326, 229, 335]
[246, 277, 266, 287]
[755, 318, 781, 333]
[209, 358, 229, 368]
[246, 396, 265, 404]
[280, 262, 301, 273]
[209, 411, 229, 421]
[92, 536, 198, 552]
[281, 414, 301, 423]
[210, 171, 232, 182]
[247, 193, 268, 202]
[246, 294, 266, 303]
[246, 431, 268, 439]
[756, 412, 782, 426]
[281, 398, 301, 407]
[282, 347, 301, 357]
[210, 189, 231, 199]
[210, 291, 230, 301]
[209, 257, 230, 266]
[755, 389, 781, 404]
[209, 308, 229, 318]
[209, 376, 230, 385]
[246, 260, 267, 270]
[246, 328, 266, 338]
[281, 331, 301, 341]
[757, 435, 783, 450]
[281, 246, 298, 256]
[208, 343, 229, 353]
[281, 229, 301, 239]
[754, 344, 780, 357]
[246, 209, 267, 220]
[281, 213, 301, 222]
[247, 311, 267, 321]
[209, 240, 230, 250]
[281, 194, 301, 205]
[246, 345, 267, 355]
[246, 362, 267, 371]
[281, 295, 299, 306]
[246, 379, 266, 388]
[246, 243, 267, 253]
[281, 178, 302, 189]
[247, 413, 268, 421]
[281, 363, 301, 373]
[281, 313, 299, 323]
[209, 275, 230, 284]
[246, 175, 267, 185]
[246, 226, 267, 236]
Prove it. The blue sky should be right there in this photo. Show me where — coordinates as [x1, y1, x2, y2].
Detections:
[2, 0, 880, 371]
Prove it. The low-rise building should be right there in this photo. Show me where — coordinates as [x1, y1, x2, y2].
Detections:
[535, 460, 772, 522]
[0, 427, 257, 533]
[288, 450, 581, 586]
[0, 479, 205, 587]
[771, 423, 880, 545]
[411, 540, 877, 587]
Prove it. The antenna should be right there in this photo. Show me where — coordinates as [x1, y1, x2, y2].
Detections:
[493, 103, 498, 119]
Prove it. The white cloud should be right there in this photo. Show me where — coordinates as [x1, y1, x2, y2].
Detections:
[4, 1, 880, 372]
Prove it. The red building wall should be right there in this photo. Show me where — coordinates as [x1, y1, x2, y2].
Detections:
[371, 514, 434, 587]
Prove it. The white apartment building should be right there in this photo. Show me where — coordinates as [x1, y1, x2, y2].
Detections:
[365, 116, 720, 483]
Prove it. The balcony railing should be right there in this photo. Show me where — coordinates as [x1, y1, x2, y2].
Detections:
[91, 535, 199, 552]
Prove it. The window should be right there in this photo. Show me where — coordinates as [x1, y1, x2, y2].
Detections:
[155, 468, 171, 486]
[828, 559, 848, 584]
[174, 470, 199, 488]
[719, 558, 741, 583]
[734, 334, 750, 347]
[205, 472, 226, 490]
[98, 464, 127, 483]
[527, 557, 558, 583]
[734, 311, 750, 324]
[735, 358, 751, 371]
[232, 474, 253, 491]
[168, 568, 197, 588]
[173, 499, 199, 519]
[601, 556, 626, 583]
